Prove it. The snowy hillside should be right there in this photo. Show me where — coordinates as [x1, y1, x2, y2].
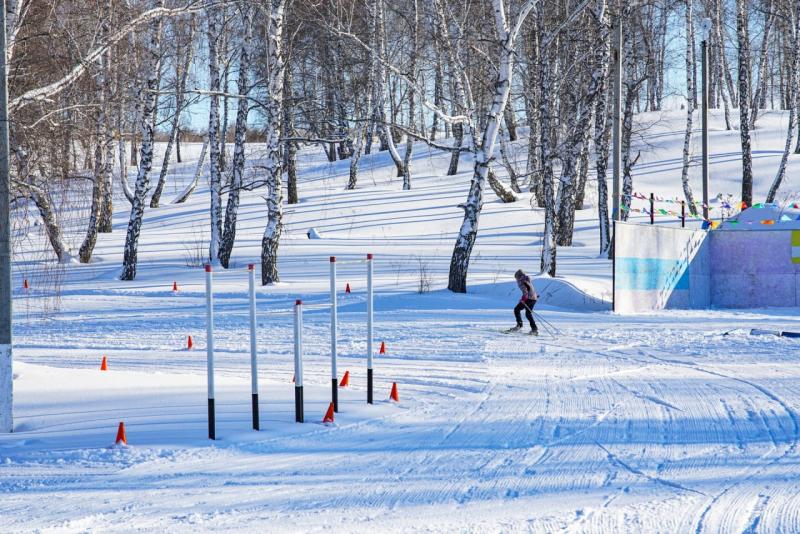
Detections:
[2, 110, 800, 532]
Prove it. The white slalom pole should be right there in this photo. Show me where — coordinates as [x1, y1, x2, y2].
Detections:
[294, 299, 304, 422]
[330, 256, 338, 412]
[205, 264, 216, 440]
[248, 264, 259, 430]
[366, 253, 374, 404]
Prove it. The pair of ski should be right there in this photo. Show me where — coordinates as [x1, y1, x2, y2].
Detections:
[502, 327, 539, 336]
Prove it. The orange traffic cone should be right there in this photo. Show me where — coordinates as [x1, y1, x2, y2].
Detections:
[379, 341, 386, 355]
[187, 335, 193, 350]
[172, 281, 178, 292]
[390, 382, 399, 402]
[323, 402, 335, 424]
[339, 370, 350, 387]
[23, 278, 29, 290]
[345, 283, 351, 294]
[115, 422, 127, 445]
[100, 356, 108, 371]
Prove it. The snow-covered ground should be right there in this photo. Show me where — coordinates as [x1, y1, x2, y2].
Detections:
[2, 110, 800, 532]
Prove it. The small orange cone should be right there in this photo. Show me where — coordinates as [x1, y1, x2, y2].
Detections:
[379, 341, 386, 355]
[187, 335, 193, 350]
[115, 422, 127, 445]
[100, 356, 108, 371]
[323, 402, 335, 423]
[390, 382, 399, 402]
[172, 281, 178, 292]
[345, 283, 351, 294]
[339, 370, 350, 387]
[23, 278, 29, 290]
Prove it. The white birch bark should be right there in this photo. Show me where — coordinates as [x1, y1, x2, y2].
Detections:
[750, 7, 775, 129]
[680, 0, 698, 215]
[79, 0, 112, 260]
[555, 0, 608, 247]
[594, 23, 612, 257]
[538, 9, 557, 277]
[207, 5, 223, 264]
[374, 0, 405, 178]
[173, 137, 208, 204]
[736, 0, 754, 206]
[120, 0, 164, 281]
[98, 0, 115, 233]
[260, 0, 287, 285]
[401, 0, 419, 191]
[767, 0, 800, 203]
[151, 17, 195, 208]
[219, 8, 253, 268]
[448, 0, 537, 292]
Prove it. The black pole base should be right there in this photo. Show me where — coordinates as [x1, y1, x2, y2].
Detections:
[367, 368, 373, 404]
[332, 378, 339, 412]
[252, 393, 260, 430]
[208, 398, 216, 440]
[295, 386, 304, 422]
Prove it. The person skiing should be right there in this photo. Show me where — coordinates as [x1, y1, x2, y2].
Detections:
[509, 269, 538, 335]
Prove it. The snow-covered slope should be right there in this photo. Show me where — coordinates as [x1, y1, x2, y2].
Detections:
[2, 110, 800, 532]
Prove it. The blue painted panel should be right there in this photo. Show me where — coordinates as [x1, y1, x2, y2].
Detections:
[616, 257, 690, 291]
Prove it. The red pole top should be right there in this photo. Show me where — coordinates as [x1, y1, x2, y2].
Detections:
[248, 263, 254, 270]
[330, 256, 336, 263]
[295, 299, 302, 305]
[205, 264, 212, 273]
[367, 253, 373, 260]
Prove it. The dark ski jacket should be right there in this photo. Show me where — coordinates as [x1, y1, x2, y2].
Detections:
[514, 271, 537, 302]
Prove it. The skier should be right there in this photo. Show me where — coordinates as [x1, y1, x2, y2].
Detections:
[508, 269, 538, 335]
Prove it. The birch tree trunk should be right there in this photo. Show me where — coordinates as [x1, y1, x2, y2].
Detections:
[712, 0, 733, 130]
[207, 5, 223, 263]
[284, 63, 298, 204]
[433, 0, 472, 177]
[79, 0, 112, 261]
[401, 0, 419, 191]
[594, 48, 612, 257]
[151, 17, 195, 208]
[555, 0, 609, 247]
[173, 136, 207, 204]
[219, 8, 252, 269]
[260, 0, 287, 285]
[750, 6, 775, 129]
[767, 0, 800, 202]
[98, 0, 115, 233]
[736, 0, 754, 206]
[538, 9, 556, 276]
[375, 0, 405, 179]
[448, 0, 536, 292]
[680, 0, 698, 215]
[78, 134, 105, 263]
[120, 0, 164, 281]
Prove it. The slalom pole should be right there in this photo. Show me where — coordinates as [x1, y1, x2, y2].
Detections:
[248, 264, 259, 430]
[366, 253, 374, 404]
[294, 299, 304, 422]
[205, 264, 216, 440]
[330, 256, 339, 412]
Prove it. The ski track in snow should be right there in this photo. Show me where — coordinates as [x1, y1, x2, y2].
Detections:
[5, 317, 800, 532]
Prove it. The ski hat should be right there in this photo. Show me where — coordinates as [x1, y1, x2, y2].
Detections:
[514, 269, 525, 279]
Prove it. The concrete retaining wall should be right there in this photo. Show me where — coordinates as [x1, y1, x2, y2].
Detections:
[614, 222, 710, 314]
[615, 224, 800, 313]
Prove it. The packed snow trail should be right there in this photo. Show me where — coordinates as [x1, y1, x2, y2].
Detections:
[4, 308, 800, 532]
